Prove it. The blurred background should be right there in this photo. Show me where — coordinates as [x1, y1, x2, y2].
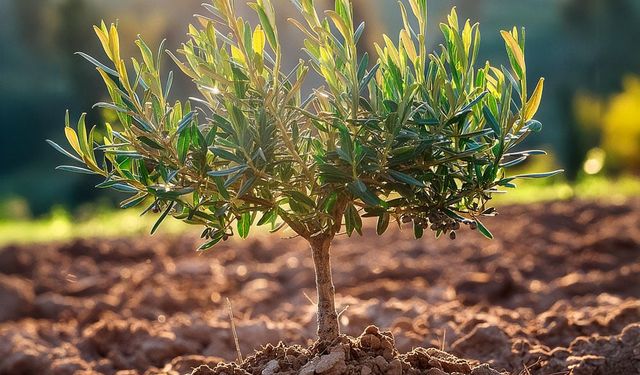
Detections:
[1, 0, 639, 243]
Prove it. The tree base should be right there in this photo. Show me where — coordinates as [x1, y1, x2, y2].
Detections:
[190, 325, 504, 375]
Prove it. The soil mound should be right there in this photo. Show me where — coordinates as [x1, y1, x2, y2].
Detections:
[190, 326, 503, 375]
[1, 199, 639, 374]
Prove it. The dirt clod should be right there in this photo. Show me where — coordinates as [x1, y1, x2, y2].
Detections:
[0, 275, 34, 322]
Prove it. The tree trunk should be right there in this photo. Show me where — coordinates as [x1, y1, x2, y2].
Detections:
[309, 236, 340, 342]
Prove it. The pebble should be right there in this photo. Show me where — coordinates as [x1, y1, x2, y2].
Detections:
[261, 359, 279, 375]
[315, 350, 346, 374]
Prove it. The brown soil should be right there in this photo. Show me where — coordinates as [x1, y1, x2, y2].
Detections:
[0, 199, 639, 375]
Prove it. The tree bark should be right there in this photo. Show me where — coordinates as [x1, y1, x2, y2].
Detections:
[309, 236, 340, 342]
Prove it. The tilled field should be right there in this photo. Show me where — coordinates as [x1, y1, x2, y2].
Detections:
[0, 199, 639, 374]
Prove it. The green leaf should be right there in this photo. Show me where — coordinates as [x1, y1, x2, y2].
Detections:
[354, 22, 366, 46]
[326, 11, 350, 41]
[106, 150, 143, 159]
[500, 30, 525, 79]
[76, 113, 91, 158]
[502, 66, 522, 97]
[111, 183, 139, 193]
[344, 203, 362, 237]
[95, 179, 121, 189]
[251, 3, 277, 49]
[337, 125, 353, 161]
[318, 164, 352, 183]
[384, 100, 398, 112]
[164, 71, 174, 98]
[197, 235, 224, 251]
[237, 212, 251, 239]
[208, 165, 248, 177]
[151, 202, 173, 235]
[335, 0, 351, 25]
[176, 111, 196, 134]
[131, 115, 154, 132]
[475, 219, 493, 239]
[284, 191, 316, 208]
[482, 106, 502, 136]
[389, 170, 425, 187]
[46, 140, 84, 163]
[348, 180, 383, 207]
[76, 52, 119, 77]
[460, 91, 488, 113]
[511, 170, 564, 179]
[503, 150, 547, 157]
[138, 136, 164, 150]
[357, 52, 369, 81]
[253, 25, 266, 56]
[269, 221, 287, 234]
[376, 213, 390, 235]
[213, 176, 230, 200]
[525, 78, 544, 120]
[177, 128, 191, 164]
[120, 193, 148, 209]
[501, 156, 528, 168]
[93, 102, 129, 114]
[55, 165, 96, 175]
[257, 209, 277, 226]
[224, 169, 246, 188]
[135, 37, 155, 70]
[237, 175, 257, 197]
[210, 148, 244, 163]
[359, 63, 379, 92]
[413, 221, 424, 239]
[443, 209, 466, 222]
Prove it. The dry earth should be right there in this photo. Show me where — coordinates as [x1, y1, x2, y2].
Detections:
[0, 199, 639, 374]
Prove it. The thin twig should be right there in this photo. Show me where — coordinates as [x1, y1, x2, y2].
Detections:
[226, 298, 243, 363]
[303, 291, 317, 306]
[337, 305, 349, 318]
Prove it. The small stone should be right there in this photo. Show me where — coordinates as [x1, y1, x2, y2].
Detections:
[261, 359, 279, 375]
[0, 275, 34, 322]
[299, 358, 319, 375]
[425, 369, 447, 375]
[361, 366, 372, 375]
[315, 350, 346, 374]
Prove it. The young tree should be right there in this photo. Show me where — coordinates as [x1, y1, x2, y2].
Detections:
[49, 0, 560, 342]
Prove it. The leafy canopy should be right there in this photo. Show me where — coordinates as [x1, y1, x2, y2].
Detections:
[50, 0, 561, 249]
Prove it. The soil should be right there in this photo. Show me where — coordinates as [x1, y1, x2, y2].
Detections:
[0, 199, 639, 375]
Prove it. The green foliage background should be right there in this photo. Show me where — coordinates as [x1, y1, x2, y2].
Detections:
[1, 0, 639, 218]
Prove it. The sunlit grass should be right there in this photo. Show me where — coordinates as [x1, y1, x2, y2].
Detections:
[492, 175, 640, 205]
[0, 206, 191, 246]
[0, 175, 638, 247]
